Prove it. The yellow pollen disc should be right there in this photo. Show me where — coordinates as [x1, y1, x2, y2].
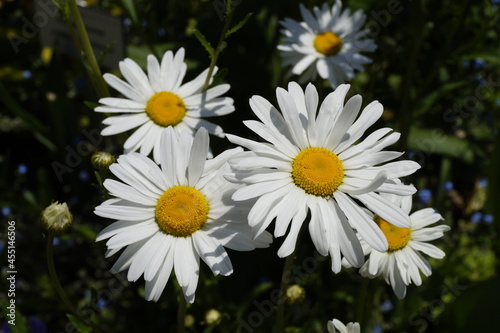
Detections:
[155, 186, 209, 237]
[146, 91, 186, 127]
[291, 147, 344, 197]
[376, 217, 411, 252]
[313, 31, 343, 56]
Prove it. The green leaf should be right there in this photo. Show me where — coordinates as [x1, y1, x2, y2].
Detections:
[414, 81, 467, 117]
[0, 81, 56, 152]
[84, 101, 100, 110]
[80, 52, 94, 75]
[0, 299, 29, 333]
[462, 49, 500, 65]
[225, 12, 253, 38]
[120, 0, 139, 24]
[97, 42, 117, 66]
[193, 29, 215, 59]
[407, 127, 482, 163]
[67, 314, 92, 333]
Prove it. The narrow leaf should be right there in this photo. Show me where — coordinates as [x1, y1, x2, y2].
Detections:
[193, 29, 215, 59]
[226, 12, 253, 38]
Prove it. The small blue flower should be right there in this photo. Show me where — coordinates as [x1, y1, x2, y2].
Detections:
[53, 237, 60, 245]
[79, 170, 90, 182]
[418, 189, 432, 204]
[23, 70, 32, 79]
[379, 299, 393, 312]
[96, 298, 109, 310]
[483, 214, 494, 224]
[158, 27, 166, 37]
[471, 212, 483, 224]
[443, 181, 454, 191]
[478, 178, 488, 188]
[1, 207, 11, 217]
[17, 163, 28, 175]
[27, 316, 47, 333]
[472, 58, 486, 69]
[372, 325, 383, 333]
[123, 18, 132, 27]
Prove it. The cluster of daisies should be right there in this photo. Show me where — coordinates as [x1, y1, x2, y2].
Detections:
[92, 0, 449, 328]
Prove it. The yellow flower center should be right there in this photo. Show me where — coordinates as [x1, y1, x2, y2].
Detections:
[146, 91, 186, 127]
[376, 217, 412, 252]
[291, 147, 344, 197]
[313, 31, 343, 56]
[155, 186, 209, 237]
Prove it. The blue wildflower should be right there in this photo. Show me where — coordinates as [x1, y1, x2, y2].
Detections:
[443, 181, 454, 191]
[470, 212, 483, 224]
[17, 163, 28, 175]
[417, 189, 432, 204]
[379, 299, 393, 312]
[483, 214, 494, 224]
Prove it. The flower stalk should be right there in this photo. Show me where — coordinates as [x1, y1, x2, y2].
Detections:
[67, 0, 109, 98]
[275, 251, 296, 333]
[202, 0, 237, 92]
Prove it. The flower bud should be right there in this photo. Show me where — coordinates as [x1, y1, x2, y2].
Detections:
[41, 201, 72, 233]
[286, 284, 306, 305]
[205, 309, 222, 325]
[91, 151, 115, 172]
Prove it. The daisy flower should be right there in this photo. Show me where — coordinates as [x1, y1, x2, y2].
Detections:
[95, 48, 234, 163]
[94, 127, 272, 303]
[358, 193, 450, 299]
[327, 318, 360, 333]
[278, 1, 376, 88]
[225, 82, 420, 272]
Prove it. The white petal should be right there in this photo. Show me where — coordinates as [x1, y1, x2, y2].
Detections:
[188, 128, 209, 186]
[334, 191, 388, 252]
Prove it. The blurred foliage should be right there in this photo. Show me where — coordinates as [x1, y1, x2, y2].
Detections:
[0, 0, 499, 332]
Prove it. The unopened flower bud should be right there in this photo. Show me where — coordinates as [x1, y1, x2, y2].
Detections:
[41, 201, 72, 233]
[91, 151, 115, 172]
[205, 309, 222, 325]
[184, 314, 195, 327]
[286, 284, 306, 305]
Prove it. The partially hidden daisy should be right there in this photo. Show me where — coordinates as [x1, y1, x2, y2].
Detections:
[327, 318, 360, 333]
[358, 193, 450, 299]
[225, 82, 420, 272]
[94, 127, 272, 303]
[96, 48, 234, 163]
[278, 1, 376, 88]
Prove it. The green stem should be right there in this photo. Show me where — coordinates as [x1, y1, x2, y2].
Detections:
[202, 0, 237, 92]
[398, 1, 425, 149]
[47, 232, 104, 333]
[275, 251, 296, 333]
[356, 278, 370, 327]
[177, 292, 187, 333]
[68, 0, 109, 98]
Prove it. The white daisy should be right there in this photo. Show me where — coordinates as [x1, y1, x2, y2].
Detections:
[358, 193, 450, 299]
[278, 0, 376, 88]
[225, 82, 420, 272]
[327, 318, 360, 333]
[95, 48, 234, 163]
[94, 127, 272, 303]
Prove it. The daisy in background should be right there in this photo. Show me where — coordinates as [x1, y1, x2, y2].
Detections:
[358, 193, 450, 299]
[327, 318, 360, 333]
[96, 48, 234, 163]
[225, 81, 420, 272]
[94, 127, 272, 303]
[278, 1, 376, 88]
